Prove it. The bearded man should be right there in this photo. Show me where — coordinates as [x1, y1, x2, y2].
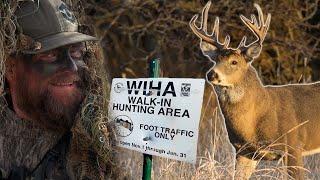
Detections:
[0, 0, 113, 179]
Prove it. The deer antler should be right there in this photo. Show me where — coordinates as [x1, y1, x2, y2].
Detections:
[189, 1, 230, 49]
[238, 3, 271, 49]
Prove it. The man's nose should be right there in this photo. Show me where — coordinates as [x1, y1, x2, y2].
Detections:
[64, 57, 78, 72]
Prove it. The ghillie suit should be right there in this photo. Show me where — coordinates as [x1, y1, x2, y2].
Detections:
[0, 0, 115, 179]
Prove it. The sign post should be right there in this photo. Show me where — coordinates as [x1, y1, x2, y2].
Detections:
[142, 58, 160, 180]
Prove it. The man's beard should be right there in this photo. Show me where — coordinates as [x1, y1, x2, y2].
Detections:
[15, 76, 85, 131]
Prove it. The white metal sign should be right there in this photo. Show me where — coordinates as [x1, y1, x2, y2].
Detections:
[109, 78, 205, 164]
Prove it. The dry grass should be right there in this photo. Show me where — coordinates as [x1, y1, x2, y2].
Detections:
[113, 87, 320, 180]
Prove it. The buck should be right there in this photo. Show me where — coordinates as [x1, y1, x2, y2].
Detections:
[190, 2, 320, 180]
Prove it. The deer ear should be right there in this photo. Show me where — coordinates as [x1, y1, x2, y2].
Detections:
[200, 41, 219, 61]
[244, 43, 262, 60]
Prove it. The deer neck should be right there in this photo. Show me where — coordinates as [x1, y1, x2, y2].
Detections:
[215, 66, 268, 143]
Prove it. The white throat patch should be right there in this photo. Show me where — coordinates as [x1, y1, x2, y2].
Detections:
[215, 85, 245, 103]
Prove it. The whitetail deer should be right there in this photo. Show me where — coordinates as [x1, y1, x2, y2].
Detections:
[190, 2, 320, 180]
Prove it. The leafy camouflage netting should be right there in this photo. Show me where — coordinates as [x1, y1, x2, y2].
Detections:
[0, 0, 115, 178]
[0, 0, 19, 93]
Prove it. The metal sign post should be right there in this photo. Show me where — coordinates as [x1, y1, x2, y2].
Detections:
[142, 153, 152, 180]
[142, 58, 160, 180]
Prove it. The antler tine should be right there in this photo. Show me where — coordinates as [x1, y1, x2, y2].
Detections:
[262, 12, 271, 41]
[254, 3, 264, 28]
[189, 1, 230, 49]
[224, 35, 230, 48]
[251, 15, 259, 28]
[213, 17, 231, 49]
[213, 17, 220, 41]
[239, 4, 271, 47]
[237, 36, 247, 49]
[201, 1, 211, 32]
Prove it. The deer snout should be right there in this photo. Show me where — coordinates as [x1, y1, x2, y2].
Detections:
[207, 70, 221, 83]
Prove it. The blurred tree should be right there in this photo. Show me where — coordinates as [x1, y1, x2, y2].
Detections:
[80, 0, 319, 85]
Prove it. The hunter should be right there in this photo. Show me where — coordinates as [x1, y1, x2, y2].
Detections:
[0, 0, 113, 179]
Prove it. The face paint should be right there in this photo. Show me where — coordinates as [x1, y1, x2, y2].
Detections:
[27, 43, 87, 77]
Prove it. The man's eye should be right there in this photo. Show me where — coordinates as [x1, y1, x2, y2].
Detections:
[69, 49, 84, 60]
[37, 52, 58, 62]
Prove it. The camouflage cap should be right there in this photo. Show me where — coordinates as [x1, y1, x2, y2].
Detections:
[15, 0, 98, 54]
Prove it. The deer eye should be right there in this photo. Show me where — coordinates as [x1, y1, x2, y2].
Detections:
[231, 60, 238, 65]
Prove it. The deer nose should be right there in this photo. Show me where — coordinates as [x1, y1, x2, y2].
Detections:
[207, 71, 219, 81]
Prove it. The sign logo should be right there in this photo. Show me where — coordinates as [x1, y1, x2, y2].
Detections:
[181, 83, 191, 97]
[114, 115, 133, 137]
[114, 82, 125, 93]
[58, 3, 76, 23]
